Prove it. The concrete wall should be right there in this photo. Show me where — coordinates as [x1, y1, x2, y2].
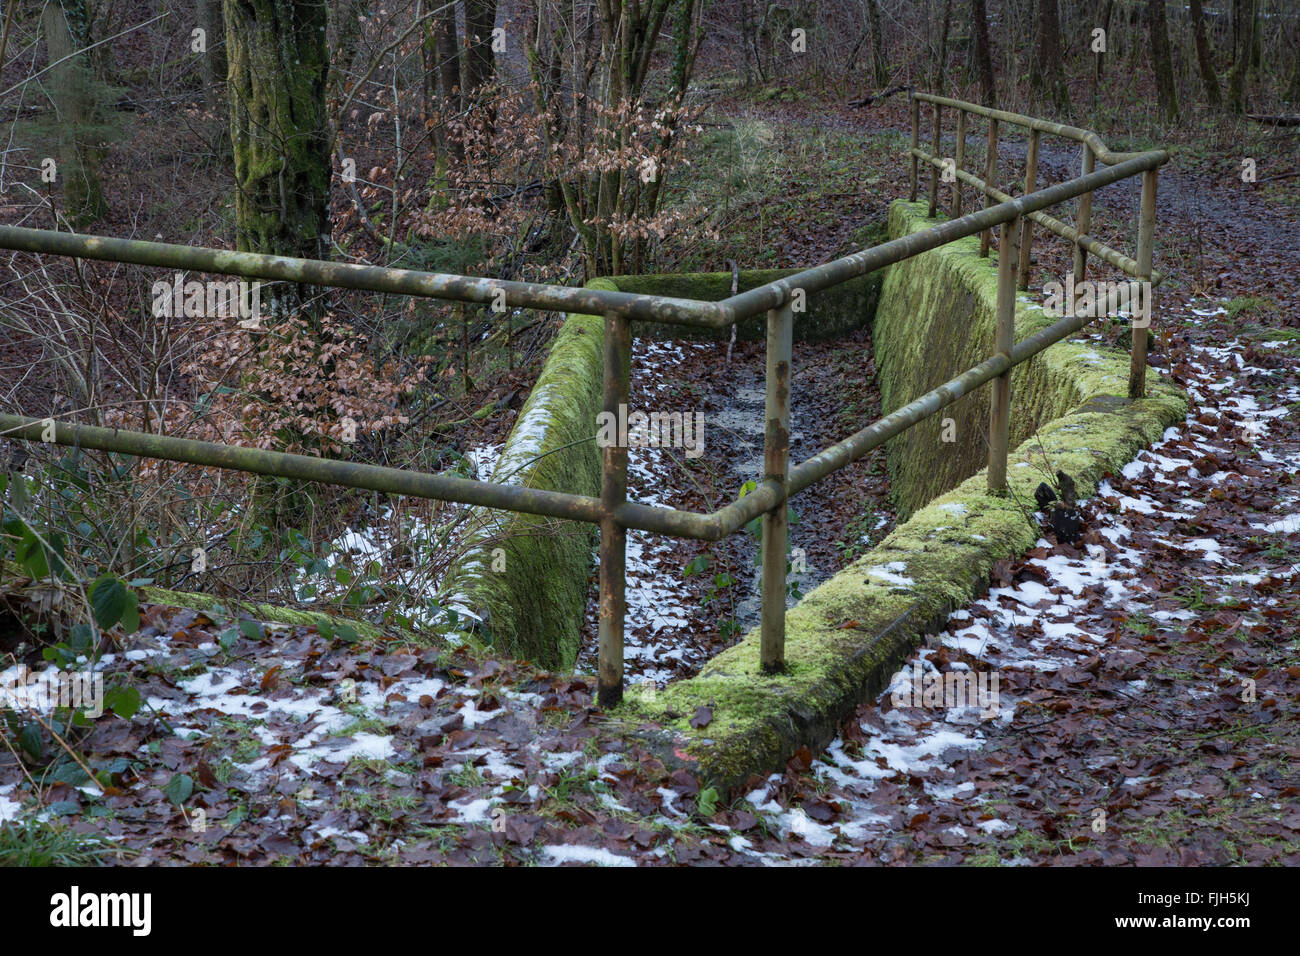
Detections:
[438, 259, 885, 669]
[614, 200, 1187, 791]
[874, 201, 1131, 520]
[439, 300, 607, 669]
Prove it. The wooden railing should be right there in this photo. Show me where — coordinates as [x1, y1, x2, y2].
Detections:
[0, 94, 1169, 706]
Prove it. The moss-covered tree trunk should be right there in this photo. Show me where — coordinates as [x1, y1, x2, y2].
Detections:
[224, 0, 332, 316]
[42, 0, 107, 224]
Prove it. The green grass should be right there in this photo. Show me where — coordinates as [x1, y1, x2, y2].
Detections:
[1226, 296, 1274, 320]
[1173, 581, 1216, 611]
[0, 817, 112, 866]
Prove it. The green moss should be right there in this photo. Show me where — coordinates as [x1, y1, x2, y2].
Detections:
[875, 200, 1184, 519]
[609, 201, 1188, 792]
[607, 266, 882, 343]
[138, 585, 391, 640]
[438, 298, 608, 668]
[1250, 326, 1300, 345]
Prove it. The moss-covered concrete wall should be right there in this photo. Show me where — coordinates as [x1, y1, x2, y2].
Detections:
[608, 265, 882, 343]
[874, 201, 1143, 520]
[438, 294, 608, 668]
[610, 204, 1188, 792]
[433, 246, 888, 668]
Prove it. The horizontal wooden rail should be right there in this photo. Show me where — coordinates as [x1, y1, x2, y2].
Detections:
[0, 224, 726, 328]
[911, 92, 1157, 165]
[910, 149, 1165, 285]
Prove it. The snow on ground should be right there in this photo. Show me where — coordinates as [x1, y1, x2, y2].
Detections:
[583, 339, 718, 685]
[726, 299, 1300, 863]
[0, 783, 24, 824]
[287, 441, 503, 632]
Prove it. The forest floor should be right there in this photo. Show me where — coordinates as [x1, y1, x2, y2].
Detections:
[2, 83, 1299, 864]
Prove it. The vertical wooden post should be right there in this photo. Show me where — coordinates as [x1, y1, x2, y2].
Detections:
[989, 214, 1020, 494]
[928, 103, 942, 217]
[951, 109, 966, 220]
[598, 311, 630, 708]
[1073, 143, 1095, 284]
[1017, 129, 1039, 289]
[1129, 168, 1158, 400]
[980, 118, 998, 257]
[761, 302, 793, 673]
[909, 96, 920, 202]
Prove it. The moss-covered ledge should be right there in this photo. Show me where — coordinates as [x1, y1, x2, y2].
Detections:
[1, 559, 402, 641]
[138, 585, 395, 640]
[604, 214, 1187, 793]
[608, 389, 1184, 792]
[438, 295, 608, 668]
[433, 253, 885, 669]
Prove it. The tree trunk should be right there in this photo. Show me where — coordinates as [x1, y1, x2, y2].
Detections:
[327, 0, 365, 112]
[1288, 32, 1300, 106]
[199, 0, 231, 159]
[43, 0, 106, 224]
[1096, 0, 1113, 79]
[1189, 0, 1221, 109]
[1227, 0, 1257, 113]
[934, 0, 953, 94]
[971, 0, 995, 105]
[1032, 0, 1069, 112]
[464, 0, 499, 143]
[463, 0, 498, 95]
[224, 0, 333, 315]
[431, 0, 462, 163]
[867, 0, 888, 87]
[1146, 0, 1179, 122]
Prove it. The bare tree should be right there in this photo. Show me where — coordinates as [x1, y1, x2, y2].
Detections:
[1187, 0, 1221, 109]
[1227, 0, 1257, 113]
[1146, 0, 1179, 122]
[42, 0, 108, 223]
[934, 0, 953, 94]
[971, 0, 996, 104]
[866, 0, 889, 87]
[1031, 0, 1069, 112]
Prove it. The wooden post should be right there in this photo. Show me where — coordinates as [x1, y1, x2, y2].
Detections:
[1129, 169, 1157, 400]
[951, 109, 966, 220]
[980, 118, 998, 257]
[1017, 129, 1039, 289]
[598, 311, 630, 708]
[1073, 143, 1095, 284]
[909, 96, 920, 202]
[928, 103, 941, 217]
[989, 214, 1020, 494]
[761, 302, 793, 673]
